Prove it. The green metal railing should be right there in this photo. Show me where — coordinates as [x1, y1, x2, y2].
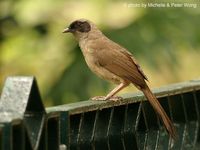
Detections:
[0, 76, 200, 150]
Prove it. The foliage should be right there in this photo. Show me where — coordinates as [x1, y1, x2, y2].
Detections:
[1, 0, 200, 106]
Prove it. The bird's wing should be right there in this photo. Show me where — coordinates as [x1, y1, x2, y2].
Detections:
[118, 47, 148, 81]
[91, 38, 147, 87]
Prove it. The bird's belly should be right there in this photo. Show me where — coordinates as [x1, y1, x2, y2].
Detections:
[84, 54, 122, 84]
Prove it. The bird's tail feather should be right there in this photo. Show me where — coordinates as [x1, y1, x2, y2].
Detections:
[141, 85, 177, 139]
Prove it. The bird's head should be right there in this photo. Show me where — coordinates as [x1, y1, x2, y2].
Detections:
[63, 19, 102, 41]
[63, 19, 92, 40]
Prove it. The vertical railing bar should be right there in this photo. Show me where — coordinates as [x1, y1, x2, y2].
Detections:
[141, 102, 149, 150]
[43, 118, 48, 150]
[154, 113, 161, 150]
[166, 94, 173, 122]
[192, 89, 200, 146]
[22, 124, 25, 150]
[166, 95, 173, 149]
[135, 102, 143, 149]
[2, 123, 12, 150]
[106, 107, 114, 150]
[121, 104, 128, 150]
[58, 116, 61, 148]
[14, 122, 26, 150]
[193, 89, 200, 120]
[192, 89, 200, 120]
[59, 112, 69, 148]
[141, 103, 149, 130]
[180, 93, 188, 122]
[45, 118, 48, 150]
[90, 110, 99, 150]
[154, 129, 160, 150]
[11, 124, 13, 150]
[180, 93, 188, 150]
[181, 124, 187, 150]
[46, 116, 60, 150]
[77, 113, 84, 150]
[156, 100, 162, 140]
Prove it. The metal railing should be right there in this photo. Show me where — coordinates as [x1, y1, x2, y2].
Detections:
[0, 76, 200, 150]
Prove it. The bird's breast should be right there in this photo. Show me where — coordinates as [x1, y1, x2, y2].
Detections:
[79, 43, 122, 84]
[81, 47, 100, 74]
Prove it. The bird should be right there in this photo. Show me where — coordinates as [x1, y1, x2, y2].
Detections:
[63, 19, 176, 139]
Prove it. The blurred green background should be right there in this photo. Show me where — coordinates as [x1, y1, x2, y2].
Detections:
[1, 0, 200, 106]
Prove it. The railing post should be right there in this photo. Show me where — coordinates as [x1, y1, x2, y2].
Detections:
[0, 76, 46, 150]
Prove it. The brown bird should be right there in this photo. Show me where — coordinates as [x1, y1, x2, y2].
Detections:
[63, 19, 176, 139]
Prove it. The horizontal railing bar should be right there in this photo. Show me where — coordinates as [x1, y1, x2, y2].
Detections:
[46, 79, 200, 115]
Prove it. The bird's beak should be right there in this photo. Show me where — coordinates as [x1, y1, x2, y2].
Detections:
[62, 27, 71, 33]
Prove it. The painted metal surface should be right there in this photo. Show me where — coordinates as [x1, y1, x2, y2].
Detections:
[0, 77, 200, 150]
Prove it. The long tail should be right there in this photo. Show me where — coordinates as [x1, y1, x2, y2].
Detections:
[141, 85, 177, 139]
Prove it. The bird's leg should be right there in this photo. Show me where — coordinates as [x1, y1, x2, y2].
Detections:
[91, 82, 129, 101]
[104, 82, 129, 101]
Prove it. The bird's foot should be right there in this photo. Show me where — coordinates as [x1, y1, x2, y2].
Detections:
[91, 96, 123, 101]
